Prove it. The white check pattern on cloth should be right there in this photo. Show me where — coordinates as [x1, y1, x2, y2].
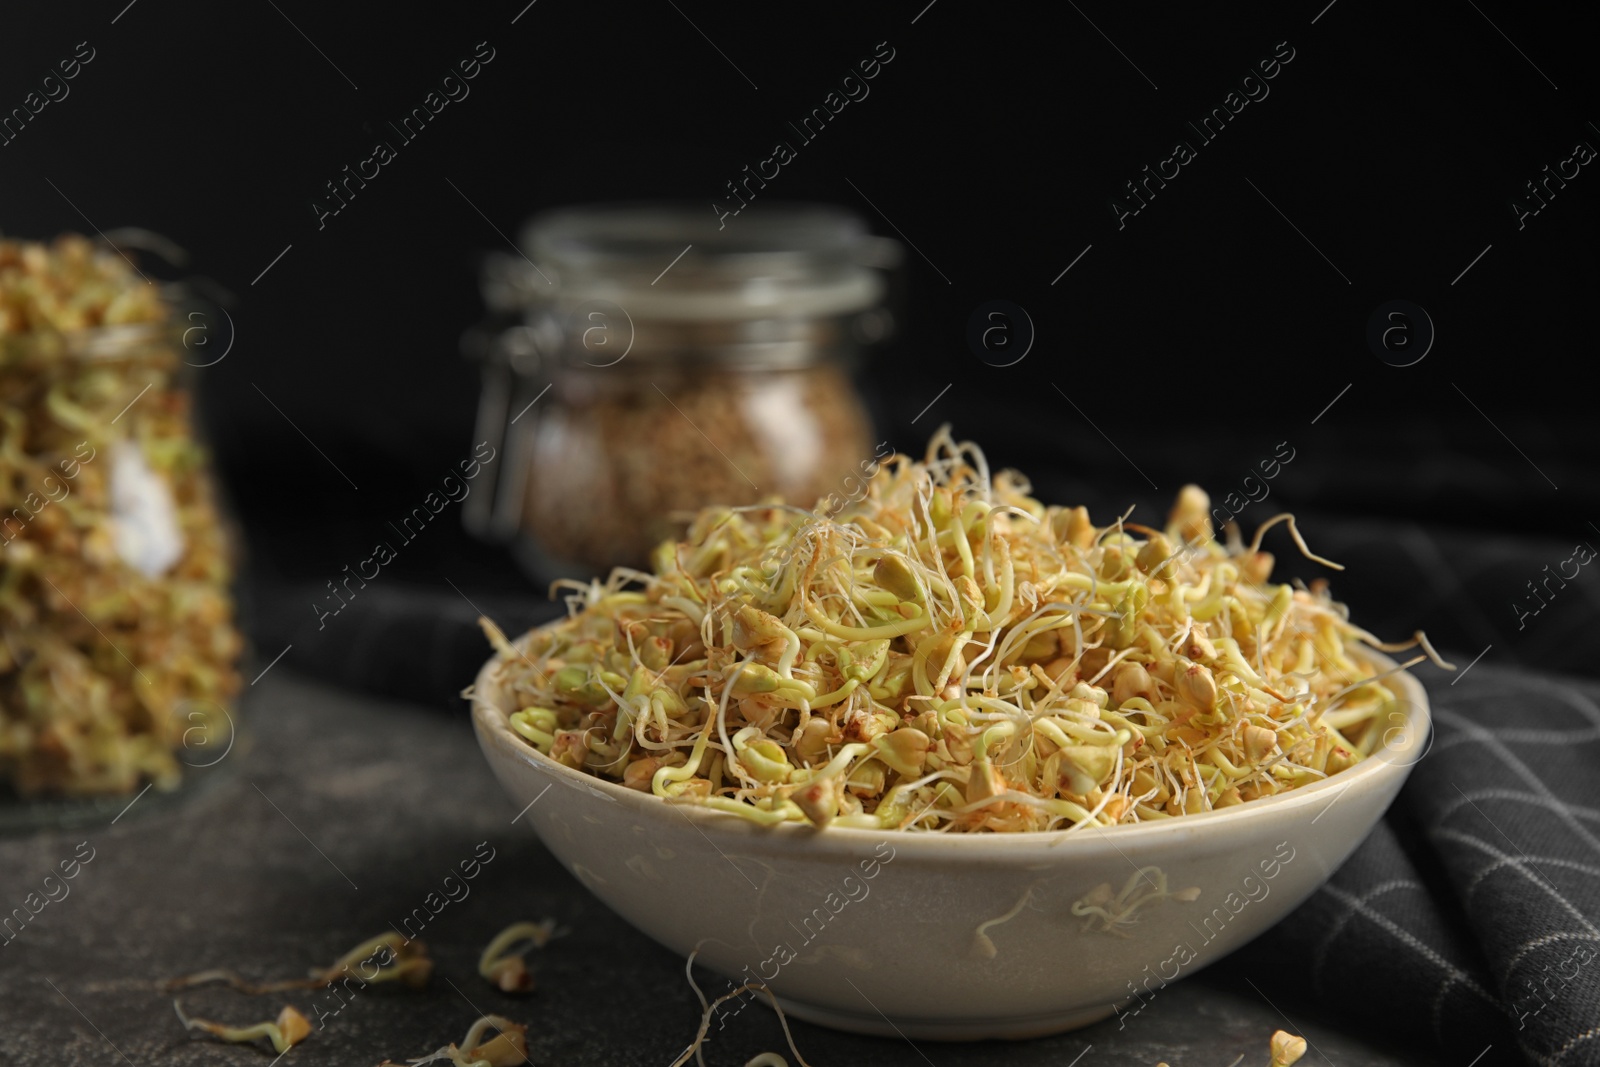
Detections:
[1254, 664, 1600, 1067]
[1315, 880, 1506, 1038]
[1414, 672, 1600, 1066]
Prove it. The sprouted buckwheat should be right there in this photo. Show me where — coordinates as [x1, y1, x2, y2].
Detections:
[477, 426, 1449, 833]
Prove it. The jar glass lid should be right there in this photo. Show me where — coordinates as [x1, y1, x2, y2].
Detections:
[495, 202, 890, 322]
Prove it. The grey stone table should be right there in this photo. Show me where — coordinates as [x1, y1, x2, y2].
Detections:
[0, 672, 1427, 1067]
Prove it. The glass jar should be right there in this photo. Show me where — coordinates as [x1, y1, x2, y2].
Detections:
[465, 203, 897, 577]
[0, 235, 243, 804]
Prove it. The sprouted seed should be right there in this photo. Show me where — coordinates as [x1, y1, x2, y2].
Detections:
[479, 426, 1451, 833]
[1156, 1030, 1306, 1067]
[166, 932, 433, 994]
[478, 920, 557, 993]
[676, 948, 813, 1067]
[172, 1001, 311, 1054]
[378, 1014, 529, 1067]
[1071, 866, 1201, 936]
[1269, 1030, 1308, 1066]
[668, 984, 812, 1067]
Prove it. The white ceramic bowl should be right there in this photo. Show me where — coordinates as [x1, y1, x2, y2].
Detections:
[472, 634, 1429, 1040]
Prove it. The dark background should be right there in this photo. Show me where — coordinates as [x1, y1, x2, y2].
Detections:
[4, 0, 1595, 697]
[5, 6, 1599, 1066]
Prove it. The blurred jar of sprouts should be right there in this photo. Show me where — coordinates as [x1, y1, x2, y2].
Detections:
[0, 233, 243, 802]
[464, 202, 897, 578]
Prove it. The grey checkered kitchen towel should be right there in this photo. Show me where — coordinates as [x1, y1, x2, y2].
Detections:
[1228, 664, 1600, 1067]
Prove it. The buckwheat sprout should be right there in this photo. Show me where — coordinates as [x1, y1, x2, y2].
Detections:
[971, 599, 1097, 688]
[978, 505, 1031, 594]
[1348, 627, 1456, 670]
[458, 1015, 529, 1065]
[173, 1000, 311, 1054]
[1316, 656, 1427, 719]
[662, 596, 706, 626]
[379, 1014, 529, 1067]
[326, 933, 433, 988]
[717, 661, 758, 789]
[478, 617, 549, 690]
[1086, 646, 1136, 688]
[167, 932, 432, 994]
[1270, 1030, 1309, 1066]
[478, 920, 557, 993]
[667, 981, 814, 1067]
[682, 948, 713, 1067]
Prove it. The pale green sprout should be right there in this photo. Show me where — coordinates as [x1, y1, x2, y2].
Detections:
[166, 931, 432, 994]
[377, 1014, 529, 1067]
[478, 920, 557, 993]
[173, 1001, 312, 1054]
[672, 947, 814, 1067]
[509, 708, 558, 753]
[1270, 1030, 1310, 1065]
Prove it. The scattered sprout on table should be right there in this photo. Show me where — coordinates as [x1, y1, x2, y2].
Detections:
[1156, 1030, 1307, 1067]
[377, 1014, 528, 1067]
[1269, 1030, 1309, 1066]
[166, 932, 433, 994]
[672, 948, 813, 1067]
[172, 1000, 312, 1054]
[478, 919, 557, 993]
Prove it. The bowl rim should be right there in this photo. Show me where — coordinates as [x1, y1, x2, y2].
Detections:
[472, 626, 1431, 851]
